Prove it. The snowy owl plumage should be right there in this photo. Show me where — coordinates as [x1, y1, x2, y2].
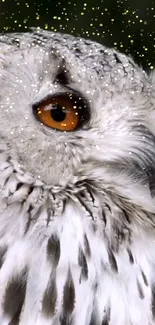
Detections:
[0, 29, 155, 325]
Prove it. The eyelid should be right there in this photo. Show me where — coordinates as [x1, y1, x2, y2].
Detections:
[32, 90, 90, 118]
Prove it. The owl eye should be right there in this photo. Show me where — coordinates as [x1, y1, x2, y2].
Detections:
[33, 93, 88, 131]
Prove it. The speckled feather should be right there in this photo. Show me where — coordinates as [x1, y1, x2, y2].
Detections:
[0, 29, 155, 324]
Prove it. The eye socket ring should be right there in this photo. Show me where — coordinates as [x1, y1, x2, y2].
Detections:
[32, 91, 90, 132]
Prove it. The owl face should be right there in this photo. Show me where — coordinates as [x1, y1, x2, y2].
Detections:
[0, 29, 154, 195]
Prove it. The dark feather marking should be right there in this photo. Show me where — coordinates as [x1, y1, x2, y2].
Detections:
[55, 60, 70, 86]
[10, 38, 20, 47]
[77, 196, 95, 221]
[143, 164, 155, 198]
[27, 204, 33, 214]
[105, 203, 112, 213]
[63, 267, 75, 316]
[89, 312, 99, 325]
[102, 305, 111, 325]
[89, 304, 100, 325]
[60, 317, 68, 325]
[102, 209, 107, 225]
[74, 47, 82, 54]
[127, 249, 134, 264]
[141, 270, 148, 286]
[46, 207, 53, 226]
[78, 246, 88, 279]
[60, 316, 73, 325]
[92, 222, 97, 233]
[3, 268, 27, 318]
[28, 186, 34, 195]
[42, 273, 57, 317]
[99, 49, 106, 54]
[16, 182, 23, 191]
[137, 279, 144, 299]
[114, 53, 122, 64]
[102, 318, 110, 325]
[62, 199, 67, 214]
[79, 191, 85, 198]
[108, 249, 118, 273]
[152, 285, 155, 320]
[23, 213, 32, 234]
[84, 234, 91, 258]
[24, 206, 42, 234]
[132, 126, 155, 197]
[86, 186, 95, 205]
[148, 169, 155, 198]
[8, 309, 21, 325]
[56, 70, 69, 86]
[122, 209, 131, 224]
[0, 245, 7, 268]
[47, 234, 60, 267]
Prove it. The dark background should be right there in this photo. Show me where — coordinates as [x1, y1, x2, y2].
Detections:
[0, 0, 155, 70]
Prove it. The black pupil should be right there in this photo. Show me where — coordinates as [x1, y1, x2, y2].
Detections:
[50, 104, 66, 122]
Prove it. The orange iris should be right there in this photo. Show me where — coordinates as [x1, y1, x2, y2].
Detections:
[36, 93, 82, 131]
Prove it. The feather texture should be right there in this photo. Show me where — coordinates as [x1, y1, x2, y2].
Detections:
[0, 29, 155, 324]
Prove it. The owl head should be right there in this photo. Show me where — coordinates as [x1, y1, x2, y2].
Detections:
[0, 29, 155, 215]
[1, 29, 155, 325]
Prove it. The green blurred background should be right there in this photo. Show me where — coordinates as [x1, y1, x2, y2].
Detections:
[0, 0, 155, 70]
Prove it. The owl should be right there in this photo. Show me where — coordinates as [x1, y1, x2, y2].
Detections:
[0, 28, 155, 325]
